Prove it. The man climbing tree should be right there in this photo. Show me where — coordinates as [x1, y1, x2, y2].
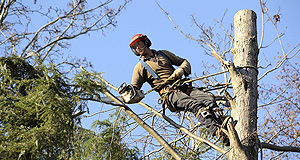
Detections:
[125, 34, 230, 146]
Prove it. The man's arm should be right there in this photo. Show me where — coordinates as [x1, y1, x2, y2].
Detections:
[178, 59, 191, 76]
[131, 62, 146, 89]
[169, 59, 191, 80]
[160, 50, 191, 77]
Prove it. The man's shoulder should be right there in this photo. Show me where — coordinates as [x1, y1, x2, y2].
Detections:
[135, 59, 147, 71]
[156, 49, 171, 54]
[158, 50, 176, 57]
[135, 61, 143, 67]
[150, 49, 171, 54]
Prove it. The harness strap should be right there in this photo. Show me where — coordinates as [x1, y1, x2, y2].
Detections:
[139, 51, 179, 114]
[159, 83, 192, 113]
[195, 106, 210, 119]
[160, 89, 177, 112]
[139, 51, 173, 80]
[157, 51, 173, 68]
[139, 60, 160, 79]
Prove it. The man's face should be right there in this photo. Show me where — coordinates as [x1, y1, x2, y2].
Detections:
[133, 41, 146, 55]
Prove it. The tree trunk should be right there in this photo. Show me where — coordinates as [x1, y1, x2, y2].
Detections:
[229, 9, 259, 159]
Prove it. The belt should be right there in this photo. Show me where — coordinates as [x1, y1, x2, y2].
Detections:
[159, 84, 192, 113]
[158, 86, 177, 113]
[159, 87, 169, 95]
[185, 85, 193, 95]
[159, 84, 193, 95]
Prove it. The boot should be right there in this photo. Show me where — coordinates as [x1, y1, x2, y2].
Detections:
[215, 128, 230, 146]
[195, 107, 230, 146]
[215, 116, 231, 146]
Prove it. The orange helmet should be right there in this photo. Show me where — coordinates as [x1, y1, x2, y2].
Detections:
[129, 34, 151, 56]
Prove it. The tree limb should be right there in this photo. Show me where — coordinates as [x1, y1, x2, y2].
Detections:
[211, 51, 233, 70]
[80, 66, 183, 160]
[90, 66, 228, 155]
[91, 66, 228, 155]
[138, 101, 228, 155]
[261, 142, 300, 152]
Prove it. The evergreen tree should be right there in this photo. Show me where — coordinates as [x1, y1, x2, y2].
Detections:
[69, 111, 140, 160]
[0, 56, 74, 159]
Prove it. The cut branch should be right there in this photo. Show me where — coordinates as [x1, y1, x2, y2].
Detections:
[80, 67, 182, 160]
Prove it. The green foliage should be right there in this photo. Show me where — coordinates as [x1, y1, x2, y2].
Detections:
[72, 70, 105, 101]
[0, 56, 75, 159]
[0, 56, 139, 159]
[69, 110, 140, 160]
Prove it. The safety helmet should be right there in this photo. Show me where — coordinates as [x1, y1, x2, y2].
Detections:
[129, 34, 152, 56]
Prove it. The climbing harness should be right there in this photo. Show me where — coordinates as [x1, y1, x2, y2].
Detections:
[158, 79, 182, 114]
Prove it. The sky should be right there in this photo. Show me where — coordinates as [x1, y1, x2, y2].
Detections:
[65, 0, 300, 130]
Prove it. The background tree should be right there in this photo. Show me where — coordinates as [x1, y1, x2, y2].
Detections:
[0, 56, 75, 159]
[258, 56, 300, 159]
[0, 0, 135, 159]
[69, 110, 140, 160]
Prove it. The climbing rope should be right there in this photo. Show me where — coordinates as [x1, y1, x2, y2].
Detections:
[146, 70, 230, 95]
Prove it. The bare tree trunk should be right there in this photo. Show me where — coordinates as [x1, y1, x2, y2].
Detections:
[229, 9, 259, 159]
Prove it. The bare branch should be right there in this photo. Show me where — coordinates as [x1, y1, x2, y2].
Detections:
[0, 0, 16, 25]
[261, 142, 300, 152]
[80, 66, 183, 160]
[258, 42, 300, 80]
[258, 0, 267, 50]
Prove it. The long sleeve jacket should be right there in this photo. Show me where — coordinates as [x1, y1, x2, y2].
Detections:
[131, 49, 191, 91]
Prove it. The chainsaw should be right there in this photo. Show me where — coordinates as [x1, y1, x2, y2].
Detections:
[117, 75, 178, 104]
[117, 82, 145, 104]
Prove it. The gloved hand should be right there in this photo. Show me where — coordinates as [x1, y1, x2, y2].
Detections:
[169, 68, 184, 80]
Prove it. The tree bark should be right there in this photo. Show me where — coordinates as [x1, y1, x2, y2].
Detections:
[229, 9, 259, 159]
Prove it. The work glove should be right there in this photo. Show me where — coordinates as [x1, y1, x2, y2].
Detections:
[169, 68, 184, 80]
